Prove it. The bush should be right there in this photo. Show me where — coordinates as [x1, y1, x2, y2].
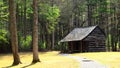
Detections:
[20, 35, 32, 51]
[0, 29, 9, 44]
[38, 41, 46, 51]
[0, 29, 11, 53]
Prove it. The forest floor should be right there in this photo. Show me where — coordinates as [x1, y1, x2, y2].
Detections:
[0, 51, 79, 68]
[0, 52, 120, 68]
[71, 52, 120, 68]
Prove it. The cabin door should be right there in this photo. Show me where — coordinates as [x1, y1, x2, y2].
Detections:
[82, 41, 88, 52]
[73, 41, 80, 52]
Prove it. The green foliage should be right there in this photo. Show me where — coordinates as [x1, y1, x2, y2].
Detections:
[88, 0, 110, 22]
[38, 41, 46, 50]
[0, 1, 8, 22]
[39, 4, 60, 33]
[88, 0, 98, 5]
[20, 35, 32, 50]
[16, 0, 33, 19]
[0, 29, 9, 44]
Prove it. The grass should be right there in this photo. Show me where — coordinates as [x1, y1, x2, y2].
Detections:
[0, 51, 79, 68]
[71, 52, 120, 68]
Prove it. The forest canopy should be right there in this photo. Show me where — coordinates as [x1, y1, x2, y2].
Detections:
[0, 0, 120, 53]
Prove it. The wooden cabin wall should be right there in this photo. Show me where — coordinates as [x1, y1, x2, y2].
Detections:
[82, 41, 89, 52]
[68, 42, 74, 52]
[84, 27, 106, 52]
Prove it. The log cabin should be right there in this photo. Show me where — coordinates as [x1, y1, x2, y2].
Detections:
[60, 25, 106, 53]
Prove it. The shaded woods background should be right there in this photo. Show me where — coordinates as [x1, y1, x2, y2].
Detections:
[0, 0, 120, 53]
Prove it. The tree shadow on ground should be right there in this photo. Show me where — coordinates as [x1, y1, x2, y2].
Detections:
[2, 64, 18, 68]
[2, 63, 36, 68]
[21, 63, 36, 68]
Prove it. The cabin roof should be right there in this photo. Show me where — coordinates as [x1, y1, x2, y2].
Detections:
[60, 25, 102, 42]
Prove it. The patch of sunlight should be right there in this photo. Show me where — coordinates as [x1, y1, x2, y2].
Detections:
[0, 51, 79, 68]
[71, 52, 120, 68]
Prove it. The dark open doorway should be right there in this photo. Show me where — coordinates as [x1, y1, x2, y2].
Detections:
[82, 41, 88, 52]
[72, 41, 88, 52]
[74, 41, 80, 51]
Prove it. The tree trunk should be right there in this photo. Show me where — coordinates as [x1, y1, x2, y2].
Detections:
[46, 34, 51, 50]
[8, 0, 21, 65]
[23, 0, 27, 39]
[52, 31, 55, 50]
[87, 1, 92, 26]
[32, 0, 40, 63]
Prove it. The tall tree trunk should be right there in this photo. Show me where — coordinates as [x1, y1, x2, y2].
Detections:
[87, 1, 92, 26]
[8, 0, 21, 65]
[52, 31, 55, 50]
[46, 33, 51, 50]
[24, 0, 27, 39]
[32, 0, 40, 63]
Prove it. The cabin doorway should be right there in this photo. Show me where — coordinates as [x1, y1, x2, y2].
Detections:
[73, 41, 88, 52]
[71, 41, 80, 52]
[68, 41, 89, 53]
[82, 41, 88, 52]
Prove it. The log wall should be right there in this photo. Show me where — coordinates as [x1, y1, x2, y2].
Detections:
[84, 27, 106, 52]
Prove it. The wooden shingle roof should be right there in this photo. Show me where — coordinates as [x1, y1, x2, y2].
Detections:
[60, 25, 98, 42]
